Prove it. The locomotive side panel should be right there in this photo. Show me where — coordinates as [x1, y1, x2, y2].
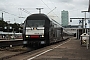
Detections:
[49, 27, 63, 44]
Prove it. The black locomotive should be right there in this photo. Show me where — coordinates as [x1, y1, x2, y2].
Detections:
[23, 13, 64, 48]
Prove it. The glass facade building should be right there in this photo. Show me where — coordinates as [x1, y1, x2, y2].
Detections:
[61, 10, 69, 27]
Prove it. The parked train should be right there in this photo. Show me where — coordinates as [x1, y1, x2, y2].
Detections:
[23, 13, 67, 48]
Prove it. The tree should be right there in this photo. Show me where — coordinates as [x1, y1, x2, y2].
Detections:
[0, 20, 8, 31]
[0, 20, 22, 33]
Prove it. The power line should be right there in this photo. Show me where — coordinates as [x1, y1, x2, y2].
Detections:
[49, 0, 57, 8]
[18, 8, 32, 18]
[40, 0, 62, 30]
[40, 0, 69, 32]
[47, 7, 56, 15]
[41, 0, 51, 10]
[19, 8, 31, 14]
[0, 10, 18, 17]
[40, 0, 60, 19]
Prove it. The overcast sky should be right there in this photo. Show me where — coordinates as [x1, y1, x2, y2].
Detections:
[0, 0, 89, 26]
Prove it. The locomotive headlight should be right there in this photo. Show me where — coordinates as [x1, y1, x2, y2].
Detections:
[40, 35, 44, 37]
[41, 41, 45, 44]
[23, 41, 27, 44]
[26, 35, 29, 37]
[42, 35, 44, 37]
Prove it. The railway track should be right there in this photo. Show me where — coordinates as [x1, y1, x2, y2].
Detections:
[0, 37, 71, 60]
[0, 46, 32, 60]
[0, 39, 23, 48]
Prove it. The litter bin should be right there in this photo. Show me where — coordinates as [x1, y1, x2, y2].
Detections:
[80, 33, 89, 49]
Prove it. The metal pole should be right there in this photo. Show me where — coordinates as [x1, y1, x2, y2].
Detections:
[89, 23, 90, 29]
[81, 11, 88, 33]
[13, 28, 15, 40]
[2, 13, 3, 21]
[82, 18, 84, 33]
[85, 12, 87, 33]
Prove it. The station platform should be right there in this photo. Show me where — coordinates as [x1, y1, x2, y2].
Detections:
[0, 39, 22, 42]
[0, 39, 23, 48]
[28, 37, 90, 60]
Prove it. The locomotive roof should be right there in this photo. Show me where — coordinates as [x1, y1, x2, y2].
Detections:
[29, 13, 48, 17]
[26, 13, 50, 20]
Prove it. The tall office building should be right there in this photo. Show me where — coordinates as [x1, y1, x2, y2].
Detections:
[61, 10, 69, 27]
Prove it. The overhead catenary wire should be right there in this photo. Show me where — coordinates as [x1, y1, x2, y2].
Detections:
[40, 0, 60, 18]
[40, 0, 61, 25]
[40, 0, 51, 10]
[18, 8, 32, 18]
[49, 0, 56, 7]
[47, 7, 56, 15]
[40, 0, 61, 26]
[40, 0, 70, 33]
[19, 8, 31, 14]
[40, 0, 68, 33]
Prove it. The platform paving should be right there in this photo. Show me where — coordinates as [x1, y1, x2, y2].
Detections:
[33, 37, 90, 60]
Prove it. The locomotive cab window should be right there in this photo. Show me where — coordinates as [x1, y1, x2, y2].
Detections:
[26, 20, 45, 27]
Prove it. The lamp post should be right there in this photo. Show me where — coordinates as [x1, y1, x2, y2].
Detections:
[2, 13, 3, 21]
[81, 11, 88, 33]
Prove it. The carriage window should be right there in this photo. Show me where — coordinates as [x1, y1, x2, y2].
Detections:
[26, 20, 45, 27]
